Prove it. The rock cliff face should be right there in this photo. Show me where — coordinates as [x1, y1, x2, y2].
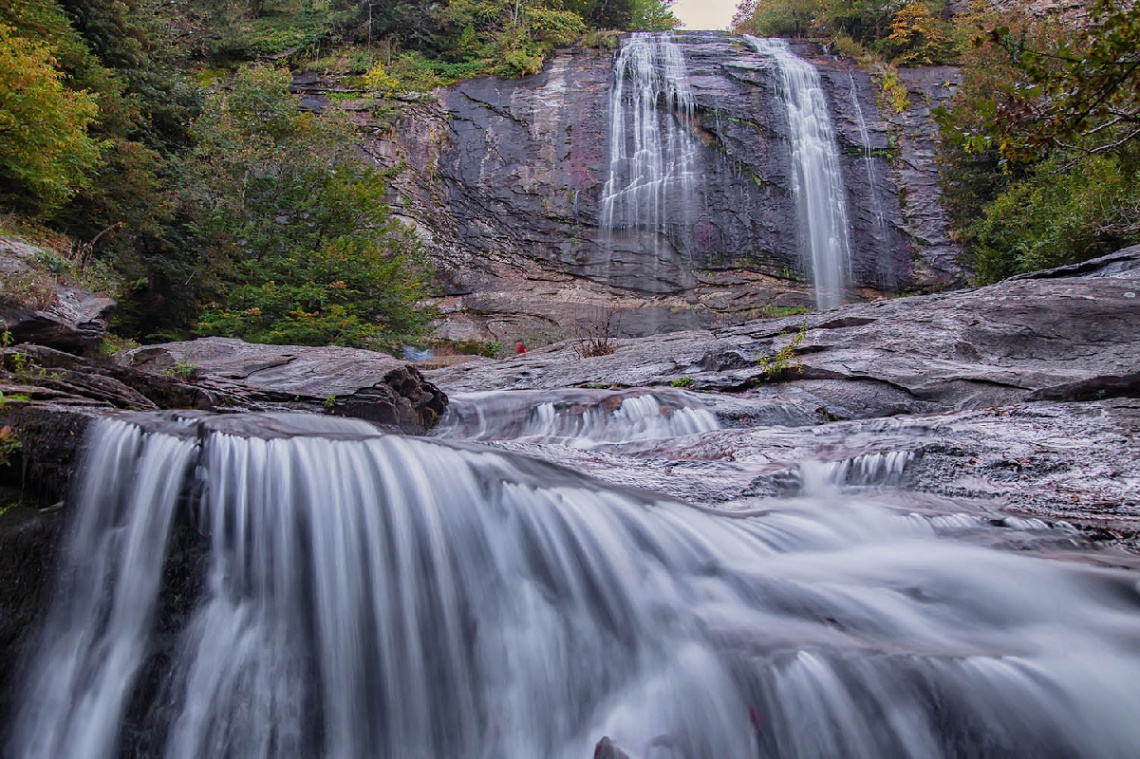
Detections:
[344, 32, 953, 344]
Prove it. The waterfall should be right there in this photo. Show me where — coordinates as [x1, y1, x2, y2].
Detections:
[845, 71, 890, 247]
[10, 410, 1140, 758]
[746, 36, 852, 310]
[434, 388, 718, 447]
[600, 32, 699, 238]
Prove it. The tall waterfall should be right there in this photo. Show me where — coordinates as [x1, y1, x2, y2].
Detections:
[10, 410, 1140, 758]
[600, 32, 698, 238]
[746, 36, 852, 310]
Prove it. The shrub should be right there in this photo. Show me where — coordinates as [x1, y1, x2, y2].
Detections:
[572, 309, 620, 359]
[967, 154, 1140, 283]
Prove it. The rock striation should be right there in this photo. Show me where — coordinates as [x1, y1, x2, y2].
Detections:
[353, 32, 935, 343]
[427, 247, 1140, 539]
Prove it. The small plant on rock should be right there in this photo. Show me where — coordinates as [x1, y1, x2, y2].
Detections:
[572, 309, 620, 359]
[163, 360, 197, 381]
[756, 324, 808, 381]
[0, 425, 21, 468]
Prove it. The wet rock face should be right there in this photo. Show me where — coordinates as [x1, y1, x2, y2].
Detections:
[885, 66, 966, 287]
[370, 33, 922, 342]
[428, 247, 1140, 413]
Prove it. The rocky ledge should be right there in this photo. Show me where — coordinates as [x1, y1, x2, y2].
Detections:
[0, 235, 115, 353]
[428, 248, 1140, 545]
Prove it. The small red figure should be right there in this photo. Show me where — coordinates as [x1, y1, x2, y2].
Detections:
[515, 341, 527, 354]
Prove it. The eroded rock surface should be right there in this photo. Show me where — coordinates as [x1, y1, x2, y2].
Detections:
[428, 248, 1140, 542]
[429, 248, 1140, 413]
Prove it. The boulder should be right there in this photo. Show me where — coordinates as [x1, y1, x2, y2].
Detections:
[120, 337, 448, 432]
[0, 235, 115, 353]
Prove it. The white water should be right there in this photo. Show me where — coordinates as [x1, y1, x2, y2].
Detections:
[9, 411, 1140, 758]
[746, 36, 853, 310]
[600, 32, 699, 237]
[434, 388, 719, 447]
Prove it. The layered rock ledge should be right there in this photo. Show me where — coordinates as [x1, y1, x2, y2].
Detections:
[428, 248, 1140, 543]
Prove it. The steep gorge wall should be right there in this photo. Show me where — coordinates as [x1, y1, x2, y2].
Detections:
[309, 32, 960, 343]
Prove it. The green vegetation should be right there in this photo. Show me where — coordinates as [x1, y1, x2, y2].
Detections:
[755, 324, 807, 380]
[761, 304, 811, 319]
[935, 0, 1140, 282]
[162, 360, 198, 380]
[0, 23, 101, 215]
[186, 66, 435, 348]
[0, 425, 21, 467]
[733, 0, 960, 65]
[736, 0, 1139, 283]
[0, 0, 680, 352]
[669, 376, 693, 388]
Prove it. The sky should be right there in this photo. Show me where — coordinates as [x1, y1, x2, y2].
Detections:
[672, 0, 738, 30]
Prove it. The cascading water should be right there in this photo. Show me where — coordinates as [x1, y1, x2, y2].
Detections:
[746, 36, 853, 310]
[9, 409, 1140, 758]
[600, 32, 699, 244]
[434, 388, 718, 447]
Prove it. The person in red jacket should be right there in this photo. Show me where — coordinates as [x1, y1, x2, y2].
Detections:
[515, 340, 526, 354]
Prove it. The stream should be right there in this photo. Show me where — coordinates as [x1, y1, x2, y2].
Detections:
[8, 391, 1140, 758]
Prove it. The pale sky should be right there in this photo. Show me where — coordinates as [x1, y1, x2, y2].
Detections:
[672, 0, 738, 30]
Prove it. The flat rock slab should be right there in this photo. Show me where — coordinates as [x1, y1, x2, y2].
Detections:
[0, 235, 115, 353]
[428, 248, 1140, 418]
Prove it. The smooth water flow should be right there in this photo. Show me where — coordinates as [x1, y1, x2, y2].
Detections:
[600, 32, 699, 238]
[746, 36, 852, 310]
[434, 388, 718, 447]
[10, 411, 1140, 758]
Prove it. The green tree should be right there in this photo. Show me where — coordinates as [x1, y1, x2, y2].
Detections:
[936, 0, 1140, 282]
[185, 65, 434, 348]
[734, 0, 822, 38]
[967, 153, 1140, 282]
[0, 23, 102, 215]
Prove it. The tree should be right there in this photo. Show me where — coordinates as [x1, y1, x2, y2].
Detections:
[735, 0, 822, 38]
[884, 3, 954, 64]
[936, 0, 1140, 282]
[0, 23, 102, 215]
[967, 0, 1140, 163]
[185, 65, 434, 348]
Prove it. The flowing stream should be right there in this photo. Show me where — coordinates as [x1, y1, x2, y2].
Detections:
[8, 405, 1140, 758]
[746, 36, 853, 310]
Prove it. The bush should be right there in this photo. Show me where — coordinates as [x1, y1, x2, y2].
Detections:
[185, 65, 434, 350]
[968, 154, 1140, 283]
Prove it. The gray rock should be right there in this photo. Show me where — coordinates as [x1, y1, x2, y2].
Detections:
[0, 235, 115, 353]
[885, 66, 966, 287]
[428, 247, 1140, 417]
[120, 337, 448, 432]
[363, 33, 929, 343]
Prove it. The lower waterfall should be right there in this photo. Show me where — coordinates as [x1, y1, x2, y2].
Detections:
[8, 410, 1140, 759]
[746, 36, 853, 311]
